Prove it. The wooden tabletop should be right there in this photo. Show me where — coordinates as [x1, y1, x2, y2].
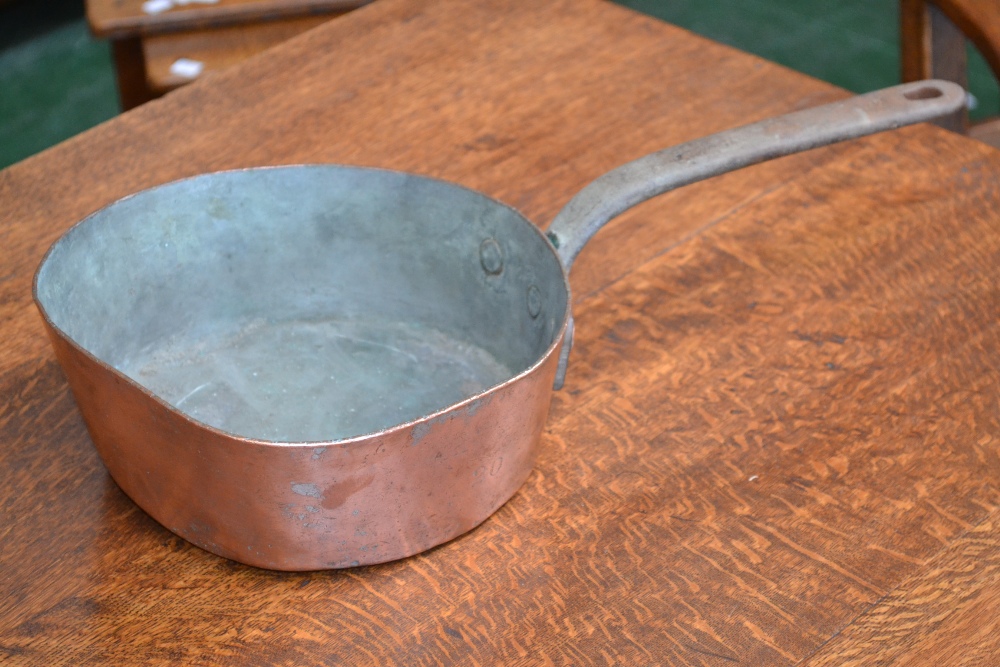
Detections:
[4, 0, 1000, 663]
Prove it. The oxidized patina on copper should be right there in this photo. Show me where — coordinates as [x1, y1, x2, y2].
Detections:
[34, 81, 964, 570]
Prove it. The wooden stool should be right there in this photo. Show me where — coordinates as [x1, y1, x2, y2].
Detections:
[86, 0, 370, 110]
[900, 0, 1000, 145]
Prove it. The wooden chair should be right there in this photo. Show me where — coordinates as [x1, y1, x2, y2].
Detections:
[901, 0, 1000, 145]
[87, 0, 370, 110]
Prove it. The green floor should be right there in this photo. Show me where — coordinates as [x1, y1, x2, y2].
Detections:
[1, 0, 997, 170]
[0, 0, 118, 169]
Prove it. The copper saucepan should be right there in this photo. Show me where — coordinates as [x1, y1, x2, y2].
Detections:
[34, 81, 963, 570]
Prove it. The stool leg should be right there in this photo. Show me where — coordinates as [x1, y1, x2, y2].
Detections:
[111, 37, 158, 111]
[900, 0, 969, 134]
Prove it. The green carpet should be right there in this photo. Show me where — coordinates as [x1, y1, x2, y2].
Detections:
[0, 0, 118, 169]
[0, 0, 997, 170]
[618, 0, 998, 113]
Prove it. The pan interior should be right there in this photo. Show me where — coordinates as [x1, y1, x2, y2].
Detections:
[36, 167, 568, 442]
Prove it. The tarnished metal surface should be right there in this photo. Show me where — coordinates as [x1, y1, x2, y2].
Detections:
[36, 168, 568, 443]
[35, 167, 567, 570]
[43, 316, 560, 569]
[547, 80, 966, 387]
[33, 81, 964, 570]
[547, 81, 966, 267]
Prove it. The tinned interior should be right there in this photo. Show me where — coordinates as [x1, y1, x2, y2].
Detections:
[35, 167, 568, 442]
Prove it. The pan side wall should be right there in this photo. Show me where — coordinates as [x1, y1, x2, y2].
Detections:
[35, 168, 568, 400]
[46, 320, 563, 570]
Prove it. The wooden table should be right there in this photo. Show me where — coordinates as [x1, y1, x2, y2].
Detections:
[4, 0, 1000, 663]
[142, 15, 331, 94]
[900, 0, 1000, 146]
[87, 0, 368, 108]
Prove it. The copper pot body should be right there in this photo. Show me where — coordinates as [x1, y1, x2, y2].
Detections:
[44, 317, 561, 570]
[35, 167, 570, 570]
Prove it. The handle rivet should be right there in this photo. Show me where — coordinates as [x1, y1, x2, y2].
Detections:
[480, 238, 503, 275]
[527, 285, 542, 318]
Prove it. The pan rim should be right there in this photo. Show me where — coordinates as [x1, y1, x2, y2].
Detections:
[33, 163, 573, 448]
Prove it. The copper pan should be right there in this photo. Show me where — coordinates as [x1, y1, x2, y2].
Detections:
[33, 81, 963, 570]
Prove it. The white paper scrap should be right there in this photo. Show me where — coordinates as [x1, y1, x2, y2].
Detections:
[169, 58, 205, 79]
[142, 0, 174, 14]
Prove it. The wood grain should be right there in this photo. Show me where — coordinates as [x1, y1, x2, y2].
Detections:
[3, 0, 1000, 664]
[801, 514, 1000, 665]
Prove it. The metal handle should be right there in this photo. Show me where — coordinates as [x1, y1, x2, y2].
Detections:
[548, 80, 966, 388]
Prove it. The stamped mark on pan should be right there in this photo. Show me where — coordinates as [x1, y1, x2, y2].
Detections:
[291, 483, 323, 499]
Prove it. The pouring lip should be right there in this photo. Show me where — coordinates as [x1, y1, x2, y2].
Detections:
[33, 163, 573, 449]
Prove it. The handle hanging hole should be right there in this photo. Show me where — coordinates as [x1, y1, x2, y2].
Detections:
[527, 285, 542, 318]
[904, 86, 944, 100]
[479, 238, 503, 275]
